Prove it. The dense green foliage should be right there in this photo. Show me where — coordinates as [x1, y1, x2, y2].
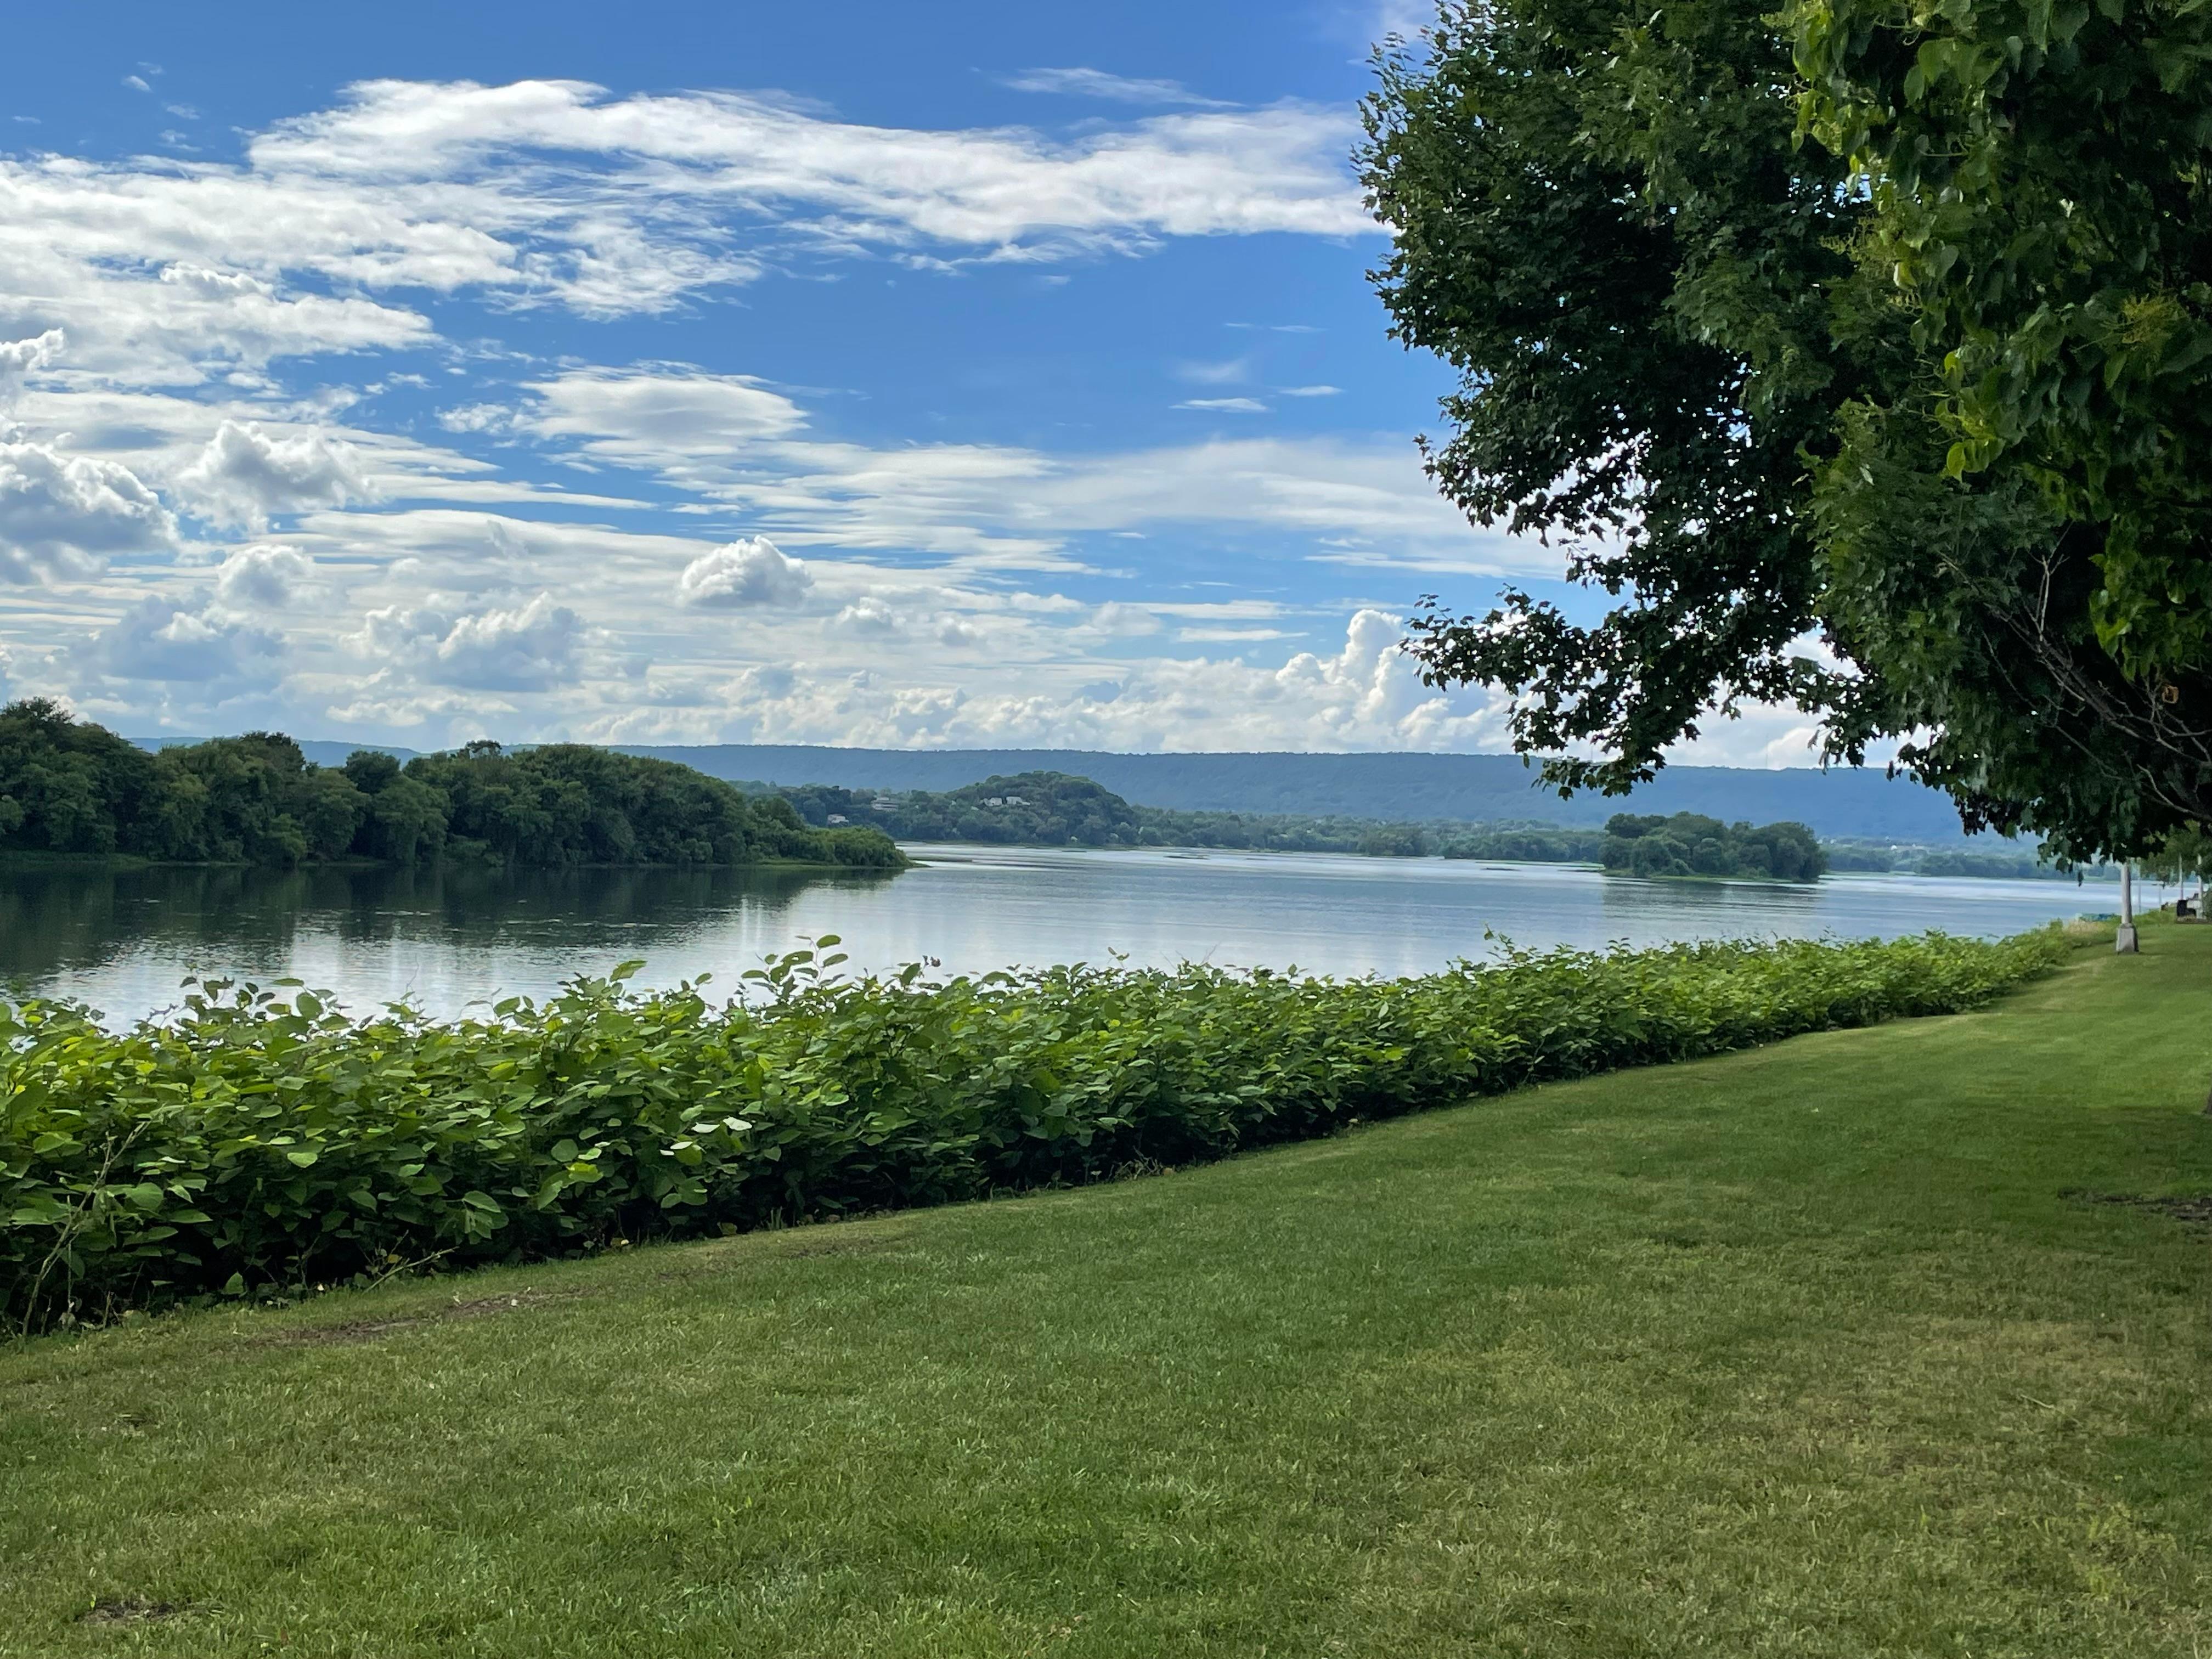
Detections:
[777, 772, 1142, 847]
[1435, 823, 1607, 861]
[1602, 813, 1827, 881]
[1364, 0, 1867, 794]
[1364, 0, 2212, 861]
[1, 928, 2064, 1331]
[0, 702, 898, 871]
[1791, 0, 2212, 859]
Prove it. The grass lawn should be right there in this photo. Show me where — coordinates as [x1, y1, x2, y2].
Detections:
[3, 927, 2209, 1657]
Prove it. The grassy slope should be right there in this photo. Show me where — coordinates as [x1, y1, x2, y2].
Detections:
[2, 931, 2208, 1657]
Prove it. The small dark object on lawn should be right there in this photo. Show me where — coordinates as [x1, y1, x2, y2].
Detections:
[78, 1599, 178, 1624]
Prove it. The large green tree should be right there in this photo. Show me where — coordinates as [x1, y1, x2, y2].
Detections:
[1365, 0, 2212, 860]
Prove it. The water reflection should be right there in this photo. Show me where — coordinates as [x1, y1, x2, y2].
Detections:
[0, 845, 2108, 1028]
[0, 861, 898, 1018]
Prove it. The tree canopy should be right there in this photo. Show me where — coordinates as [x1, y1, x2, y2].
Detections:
[0, 702, 900, 870]
[1602, 812, 1828, 882]
[1364, 0, 2212, 860]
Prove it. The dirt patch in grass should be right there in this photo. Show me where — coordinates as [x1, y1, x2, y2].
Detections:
[2064, 1189, 2212, 1226]
[76, 1598, 179, 1625]
[266, 1289, 583, 1347]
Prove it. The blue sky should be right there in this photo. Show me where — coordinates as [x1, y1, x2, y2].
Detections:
[0, 0, 1821, 761]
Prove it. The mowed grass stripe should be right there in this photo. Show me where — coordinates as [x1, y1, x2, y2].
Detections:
[2, 930, 2208, 1657]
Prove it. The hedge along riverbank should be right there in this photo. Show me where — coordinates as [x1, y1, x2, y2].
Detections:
[2, 928, 2070, 1333]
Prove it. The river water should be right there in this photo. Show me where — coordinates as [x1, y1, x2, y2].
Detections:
[0, 844, 2123, 1026]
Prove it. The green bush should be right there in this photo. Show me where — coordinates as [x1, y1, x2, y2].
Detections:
[1, 928, 2067, 1332]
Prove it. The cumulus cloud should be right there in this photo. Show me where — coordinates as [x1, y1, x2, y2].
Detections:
[73, 594, 283, 685]
[832, 595, 901, 636]
[0, 328, 63, 397]
[177, 420, 371, 529]
[675, 536, 813, 608]
[0, 440, 177, 582]
[356, 592, 591, 691]
[570, 608, 1502, 754]
[215, 543, 315, 608]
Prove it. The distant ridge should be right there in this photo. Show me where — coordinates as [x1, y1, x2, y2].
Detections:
[612, 745, 1976, 844]
[132, 736, 1982, 844]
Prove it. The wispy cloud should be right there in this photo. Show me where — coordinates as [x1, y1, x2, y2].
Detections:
[1001, 66, 1236, 109]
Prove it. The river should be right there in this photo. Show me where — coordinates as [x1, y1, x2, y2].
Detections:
[0, 844, 2126, 1026]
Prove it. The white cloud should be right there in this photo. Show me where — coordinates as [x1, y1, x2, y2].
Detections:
[675, 536, 812, 609]
[1176, 397, 1269, 414]
[438, 403, 513, 433]
[178, 420, 371, 529]
[1001, 67, 1236, 109]
[0, 78, 1366, 393]
[505, 367, 1513, 573]
[0, 328, 63, 395]
[215, 543, 315, 608]
[1282, 384, 1340, 397]
[251, 77, 1369, 251]
[73, 594, 283, 685]
[0, 439, 177, 582]
[520, 366, 806, 461]
[573, 608, 1503, 754]
[123, 75, 152, 94]
[831, 595, 900, 636]
[355, 592, 591, 692]
[1092, 601, 1164, 636]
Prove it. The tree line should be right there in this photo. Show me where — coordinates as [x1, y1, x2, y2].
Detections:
[762, 770, 1613, 859]
[765, 770, 1847, 877]
[0, 701, 901, 870]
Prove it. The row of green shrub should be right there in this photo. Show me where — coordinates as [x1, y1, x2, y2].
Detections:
[1, 928, 2069, 1332]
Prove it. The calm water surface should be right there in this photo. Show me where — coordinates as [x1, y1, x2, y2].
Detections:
[0, 844, 2121, 1026]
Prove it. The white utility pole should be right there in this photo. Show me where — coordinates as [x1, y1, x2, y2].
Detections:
[2117, 860, 2139, 953]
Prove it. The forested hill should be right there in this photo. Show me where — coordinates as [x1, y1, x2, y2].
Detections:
[610, 746, 1974, 844]
[5, 703, 900, 870]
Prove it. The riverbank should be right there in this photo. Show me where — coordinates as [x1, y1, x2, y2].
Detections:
[5, 923, 2208, 1654]
[0, 848, 908, 874]
[1, 930, 2066, 1329]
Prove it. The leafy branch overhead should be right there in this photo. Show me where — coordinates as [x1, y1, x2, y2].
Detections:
[1365, 0, 2212, 860]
